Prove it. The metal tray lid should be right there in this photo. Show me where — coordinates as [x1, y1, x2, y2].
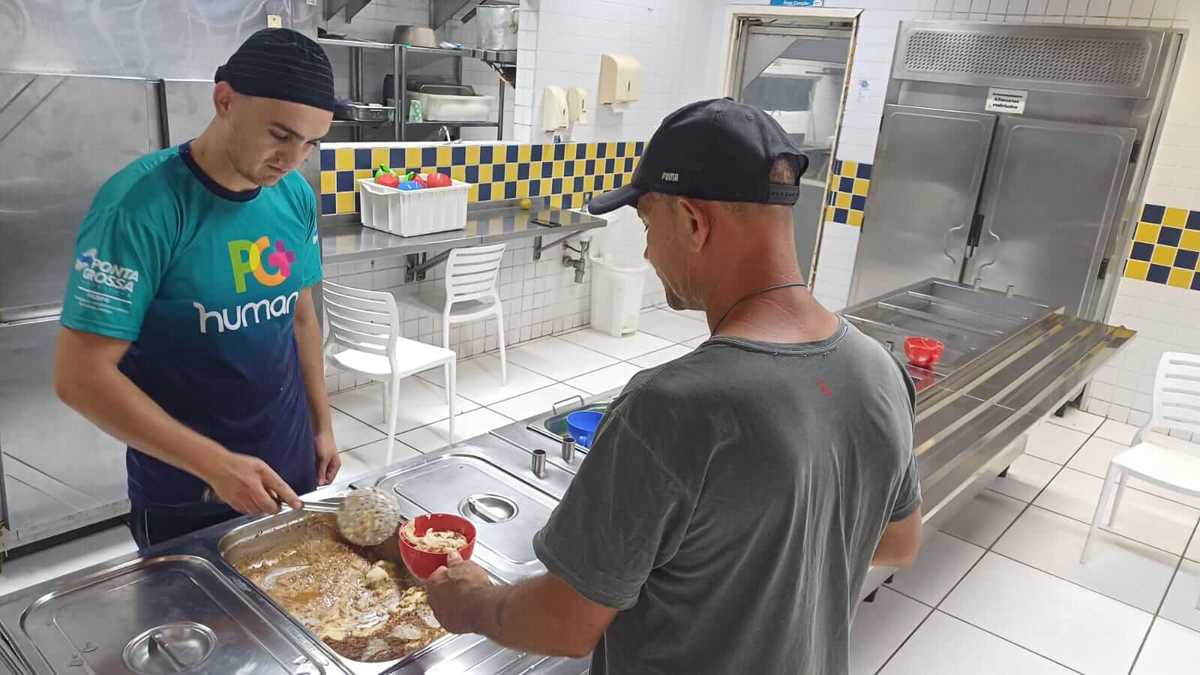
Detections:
[7, 554, 341, 674]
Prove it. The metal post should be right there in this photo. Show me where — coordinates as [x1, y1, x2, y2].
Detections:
[394, 44, 405, 142]
[350, 47, 364, 142]
[497, 72, 505, 140]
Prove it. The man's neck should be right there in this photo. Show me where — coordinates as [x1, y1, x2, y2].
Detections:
[704, 274, 838, 344]
[189, 129, 257, 192]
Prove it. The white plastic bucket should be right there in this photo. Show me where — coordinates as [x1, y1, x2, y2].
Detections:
[590, 254, 647, 337]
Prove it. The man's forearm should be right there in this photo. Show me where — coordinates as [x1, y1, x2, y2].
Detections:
[466, 576, 602, 658]
[295, 291, 332, 435]
[55, 336, 228, 482]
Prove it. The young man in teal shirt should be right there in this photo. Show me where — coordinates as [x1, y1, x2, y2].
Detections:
[54, 29, 341, 548]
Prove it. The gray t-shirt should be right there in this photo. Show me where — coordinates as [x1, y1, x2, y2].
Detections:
[533, 319, 919, 675]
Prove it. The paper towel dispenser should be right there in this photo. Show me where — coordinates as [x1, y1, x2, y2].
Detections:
[542, 86, 569, 130]
[599, 54, 640, 104]
[567, 87, 588, 123]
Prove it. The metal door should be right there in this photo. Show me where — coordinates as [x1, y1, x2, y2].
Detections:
[730, 21, 852, 281]
[966, 118, 1135, 316]
[0, 73, 162, 320]
[848, 105, 996, 304]
[162, 79, 216, 146]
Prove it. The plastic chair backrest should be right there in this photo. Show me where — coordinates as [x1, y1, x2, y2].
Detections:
[1150, 351, 1200, 440]
[322, 281, 400, 360]
[445, 243, 506, 305]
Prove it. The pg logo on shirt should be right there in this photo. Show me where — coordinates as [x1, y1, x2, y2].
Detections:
[227, 237, 296, 294]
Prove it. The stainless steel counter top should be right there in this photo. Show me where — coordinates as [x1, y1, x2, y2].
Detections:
[320, 203, 608, 264]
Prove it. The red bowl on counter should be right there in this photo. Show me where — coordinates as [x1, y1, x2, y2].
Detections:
[904, 337, 944, 369]
[399, 513, 477, 580]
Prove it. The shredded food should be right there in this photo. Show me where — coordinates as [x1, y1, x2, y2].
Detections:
[401, 520, 469, 554]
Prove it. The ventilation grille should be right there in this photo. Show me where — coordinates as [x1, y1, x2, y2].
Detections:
[903, 30, 1150, 88]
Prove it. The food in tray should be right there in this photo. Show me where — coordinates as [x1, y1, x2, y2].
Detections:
[372, 165, 453, 190]
[234, 520, 446, 663]
[400, 520, 470, 554]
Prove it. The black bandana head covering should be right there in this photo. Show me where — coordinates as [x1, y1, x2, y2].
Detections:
[215, 28, 336, 112]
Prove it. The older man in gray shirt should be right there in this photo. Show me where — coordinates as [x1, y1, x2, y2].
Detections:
[425, 98, 923, 674]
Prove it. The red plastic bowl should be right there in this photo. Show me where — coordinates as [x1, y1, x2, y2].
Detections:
[904, 336, 944, 369]
[399, 513, 477, 580]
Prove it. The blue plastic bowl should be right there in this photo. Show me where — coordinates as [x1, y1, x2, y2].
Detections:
[566, 410, 604, 448]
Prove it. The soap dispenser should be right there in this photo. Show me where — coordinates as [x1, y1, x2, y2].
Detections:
[542, 86, 569, 131]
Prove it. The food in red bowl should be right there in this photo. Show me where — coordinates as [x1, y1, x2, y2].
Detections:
[904, 336, 944, 369]
[399, 513, 477, 580]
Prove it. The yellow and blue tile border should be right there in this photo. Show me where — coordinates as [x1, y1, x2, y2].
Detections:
[824, 159, 872, 227]
[1124, 203, 1200, 291]
[318, 141, 644, 216]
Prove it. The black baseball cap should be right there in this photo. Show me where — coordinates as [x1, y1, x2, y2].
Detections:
[588, 98, 808, 215]
[215, 28, 337, 112]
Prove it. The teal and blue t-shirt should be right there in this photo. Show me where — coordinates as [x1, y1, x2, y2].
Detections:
[61, 142, 323, 508]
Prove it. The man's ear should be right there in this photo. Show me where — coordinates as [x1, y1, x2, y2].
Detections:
[675, 197, 712, 253]
[213, 82, 237, 119]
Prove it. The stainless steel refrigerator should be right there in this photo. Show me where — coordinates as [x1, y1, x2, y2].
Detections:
[848, 22, 1184, 321]
[0, 0, 318, 552]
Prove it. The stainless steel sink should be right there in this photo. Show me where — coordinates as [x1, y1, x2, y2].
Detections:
[523, 394, 612, 448]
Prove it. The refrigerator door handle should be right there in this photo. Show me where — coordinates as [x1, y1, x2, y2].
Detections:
[943, 223, 966, 266]
[974, 225, 1002, 275]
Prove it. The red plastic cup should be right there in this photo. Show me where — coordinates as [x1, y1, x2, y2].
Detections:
[904, 336, 944, 369]
[398, 513, 477, 580]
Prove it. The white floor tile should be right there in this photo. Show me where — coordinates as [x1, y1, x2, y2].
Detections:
[990, 454, 1061, 503]
[1096, 418, 1140, 445]
[398, 408, 513, 453]
[1188, 531, 1200, 562]
[560, 328, 675, 361]
[941, 553, 1152, 675]
[994, 505, 1177, 612]
[636, 309, 709, 342]
[629, 344, 694, 369]
[881, 611, 1075, 675]
[847, 588, 931, 675]
[488, 383, 590, 422]
[1048, 407, 1105, 435]
[682, 336, 708, 349]
[1034, 468, 1200, 555]
[1024, 421, 1091, 464]
[336, 437, 422, 483]
[940, 490, 1026, 548]
[564, 363, 643, 396]
[331, 408, 385, 451]
[1158, 559, 1200, 633]
[1068, 436, 1200, 510]
[1132, 619, 1200, 675]
[887, 531, 985, 606]
[506, 337, 619, 380]
[330, 380, 478, 433]
[417, 354, 554, 406]
[0, 526, 137, 597]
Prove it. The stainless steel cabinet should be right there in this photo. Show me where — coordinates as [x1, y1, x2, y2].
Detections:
[0, 319, 129, 549]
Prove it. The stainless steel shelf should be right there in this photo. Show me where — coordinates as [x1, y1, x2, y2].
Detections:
[317, 37, 516, 64]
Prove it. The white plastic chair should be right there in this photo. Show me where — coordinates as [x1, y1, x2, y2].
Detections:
[398, 243, 508, 385]
[1082, 352, 1200, 601]
[322, 280, 457, 463]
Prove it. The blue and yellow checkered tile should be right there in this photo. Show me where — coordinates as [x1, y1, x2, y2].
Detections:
[1125, 203, 1200, 291]
[822, 160, 872, 228]
[318, 141, 643, 216]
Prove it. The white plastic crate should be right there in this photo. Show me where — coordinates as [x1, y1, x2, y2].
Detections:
[358, 178, 469, 237]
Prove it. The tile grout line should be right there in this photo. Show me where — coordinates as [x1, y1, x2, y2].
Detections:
[878, 417, 1106, 673]
[1127, 519, 1200, 674]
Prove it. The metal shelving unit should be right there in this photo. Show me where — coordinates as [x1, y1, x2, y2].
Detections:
[318, 36, 514, 141]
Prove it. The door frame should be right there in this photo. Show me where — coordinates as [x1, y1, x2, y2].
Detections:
[720, 5, 861, 288]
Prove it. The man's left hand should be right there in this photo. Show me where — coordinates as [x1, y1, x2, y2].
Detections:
[426, 550, 493, 634]
[315, 430, 341, 486]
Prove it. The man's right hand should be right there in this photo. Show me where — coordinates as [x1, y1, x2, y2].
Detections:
[204, 452, 303, 515]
